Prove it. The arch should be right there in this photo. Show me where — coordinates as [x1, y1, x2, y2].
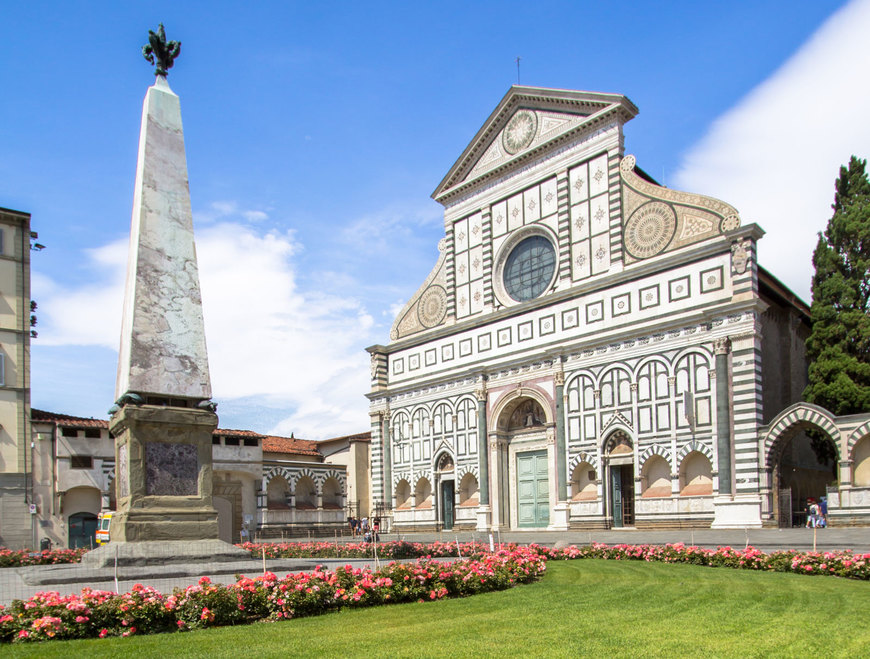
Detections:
[491, 386, 554, 432]
[679, 451, 713, 496]
[763, 403, 840, 467]
[596, 365, 634, 408]
[602, 428, 633, 456]
[848, 419, 870, 454]
[570, 461, 598, 501]
[458, 472, 479, 506]
[395, 478, 412, 509]
[414, 477, 433, 509]
[435, 451, 455, 472]
[851, 436, 870, 487]
[266, 474, 291, 510]
[295, 475, 316, 509]
[321, 476, 343, 509]
[640, 455, 671, 498]
[569, 450, 598, 473]
[677, 440, 713, 463]
[638, 443, 670, 464]
[264, 465, 293, 487]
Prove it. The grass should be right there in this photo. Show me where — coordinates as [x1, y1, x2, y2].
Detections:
[6, 559, 870, 658]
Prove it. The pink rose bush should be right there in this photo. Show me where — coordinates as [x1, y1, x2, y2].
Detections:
[0, 546, 545, 643]
[0, 547, 87, 568]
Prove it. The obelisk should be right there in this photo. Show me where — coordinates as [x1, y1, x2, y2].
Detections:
[85, 25, 246, 565]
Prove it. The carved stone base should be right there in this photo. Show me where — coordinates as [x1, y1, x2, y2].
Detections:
[548, 503, 570, 531]
[711, 494, 762, 529]
[81, 539, 249, 568]
[109, 404, 220, 544]
[476, 505, 492, 532]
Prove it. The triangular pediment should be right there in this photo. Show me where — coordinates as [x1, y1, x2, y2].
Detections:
[432, 86, 638, 204]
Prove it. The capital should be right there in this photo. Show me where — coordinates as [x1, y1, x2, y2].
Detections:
[713, 337, 732, 355]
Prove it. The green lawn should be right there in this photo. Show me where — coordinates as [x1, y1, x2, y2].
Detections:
[7, 559, 869, 658]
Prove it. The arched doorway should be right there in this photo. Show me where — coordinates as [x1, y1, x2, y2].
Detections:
[492, 394, 552, 529]
[436, 452, 455, 530]
[604, 430, 634, 528]
[68, 512, 98, 549]
[765, 405, 839, 527]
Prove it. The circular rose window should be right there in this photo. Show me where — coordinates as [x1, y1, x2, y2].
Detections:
[503, 235, 556, 302]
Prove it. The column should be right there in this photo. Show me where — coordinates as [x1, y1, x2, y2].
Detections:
[382, 412, 392, 508]
[555, 371, 567, 500]
[476, 387, 489, 506]
[714, 337, 732, 496]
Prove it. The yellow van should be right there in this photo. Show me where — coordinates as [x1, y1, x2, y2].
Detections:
[96, 511, 113, 545]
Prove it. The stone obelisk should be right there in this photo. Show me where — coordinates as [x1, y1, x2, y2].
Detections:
[86, 25, 246, 565]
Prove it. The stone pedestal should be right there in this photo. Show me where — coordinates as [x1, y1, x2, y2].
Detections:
[711, 494, 762, 529]
[549, 503, 570, 531]
[476, 505, 492, 532]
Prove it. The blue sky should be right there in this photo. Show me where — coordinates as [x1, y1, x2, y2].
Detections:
[3, 1, 869, 438]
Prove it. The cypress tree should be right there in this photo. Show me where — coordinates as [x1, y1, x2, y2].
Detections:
[804, 156, 870, 418]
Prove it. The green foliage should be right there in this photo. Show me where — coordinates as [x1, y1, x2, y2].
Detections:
[804, 156, 870, 420]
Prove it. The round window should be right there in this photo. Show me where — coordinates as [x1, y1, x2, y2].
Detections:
[503, 235, 556, 302]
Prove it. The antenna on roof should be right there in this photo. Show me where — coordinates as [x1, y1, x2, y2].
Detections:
[515, 56, 521, 84]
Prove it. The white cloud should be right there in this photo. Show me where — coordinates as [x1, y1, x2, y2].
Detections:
[33, 220, 377, 439]
[673, 0, 870, 303]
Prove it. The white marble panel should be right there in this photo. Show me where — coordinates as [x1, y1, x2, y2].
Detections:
[591, 234, 609, 275]
[491, 200, 507, 238]
[470, 279, 484, 315]
[588, 153, 609, 197]
[541, 178, 558, 218]
[468, 211, 483, 248]
[454, 217, 469, 253]
[507, 193, 523, 232]
[571, 203, 589, 242]
[455, 283, 470, 318]
[523, 186, 541, 223]
[455, 249, 469, 285]
[469, 245, 484, 281]
[572, 240, 591, 280]
[590, 193, 610, 236]
[569, 162, 589, 204]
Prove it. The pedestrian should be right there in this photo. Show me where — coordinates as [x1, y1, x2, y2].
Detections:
[806, 499, 818, 528]
[819, 497, 828, 528]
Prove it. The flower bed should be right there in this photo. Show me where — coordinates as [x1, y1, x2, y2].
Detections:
[533, 542, 870, 580]
[239, 540, 493, 561]
[0, 547, 546, 643]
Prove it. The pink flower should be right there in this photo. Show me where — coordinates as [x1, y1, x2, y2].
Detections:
[99, 628, 108, 638]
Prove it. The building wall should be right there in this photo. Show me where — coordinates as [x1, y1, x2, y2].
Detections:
[0, 208, 31, 549]
[368, 88, 789, 530]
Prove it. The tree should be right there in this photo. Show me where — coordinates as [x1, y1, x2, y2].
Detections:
[804, 156, 870, 427]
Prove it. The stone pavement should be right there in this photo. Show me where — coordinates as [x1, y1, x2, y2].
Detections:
[2, 527, 867, 606]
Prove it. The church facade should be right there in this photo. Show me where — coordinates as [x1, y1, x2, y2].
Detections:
[366, 86, 870, 531]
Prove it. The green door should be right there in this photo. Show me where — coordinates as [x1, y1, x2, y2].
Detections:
[441, 481, 455, 530]
[517, 450, 549, 527]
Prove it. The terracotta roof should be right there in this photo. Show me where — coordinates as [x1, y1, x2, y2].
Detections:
[262, 435, 321, 456]
[31, 409, 109, 429]
[30, 409, 366, 457]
